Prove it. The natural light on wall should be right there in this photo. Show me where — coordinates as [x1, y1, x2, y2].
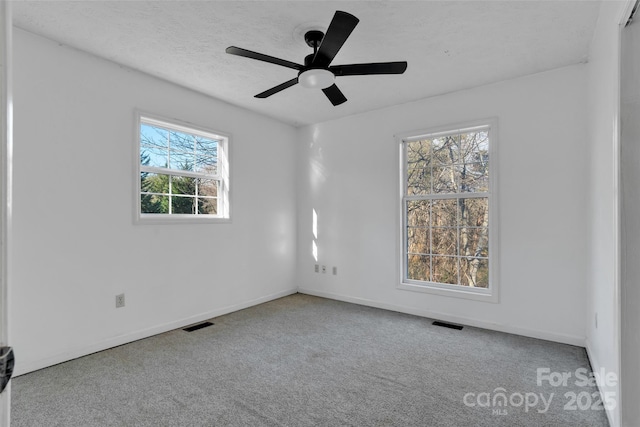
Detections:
[312, 209, 318, 262]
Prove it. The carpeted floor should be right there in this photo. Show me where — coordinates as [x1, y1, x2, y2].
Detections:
[11, 294, 609, 426]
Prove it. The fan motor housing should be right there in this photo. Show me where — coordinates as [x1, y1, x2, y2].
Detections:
[304, 30, 324, 48]
[304, 54, 316, 68]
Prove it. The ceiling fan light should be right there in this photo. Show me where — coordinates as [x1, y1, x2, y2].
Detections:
[299, 69, 335, 89]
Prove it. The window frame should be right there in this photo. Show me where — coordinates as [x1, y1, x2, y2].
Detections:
[396, 118, 499, 303]
[134, 111, 231, 224]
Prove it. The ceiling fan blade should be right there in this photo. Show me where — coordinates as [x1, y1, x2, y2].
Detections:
[226, 46, 303, 71]
[330, 61, 408, 76]
[313, 11, 359, 67]
[255, 78, 299, 98]
[322, 84, 347, 106]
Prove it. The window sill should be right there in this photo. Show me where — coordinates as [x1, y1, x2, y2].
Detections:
[135, 215, 231, 225]
[397, 281, 499, 303]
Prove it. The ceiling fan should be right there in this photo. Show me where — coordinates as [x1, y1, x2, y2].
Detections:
[225, 11, 408, 106]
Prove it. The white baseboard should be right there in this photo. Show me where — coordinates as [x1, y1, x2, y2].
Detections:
[14, 288, 297, 377]
[585, 339, 619, 427]
[298, 288, 586, 347]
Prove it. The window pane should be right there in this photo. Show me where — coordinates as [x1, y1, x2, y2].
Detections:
[459, 131, 489, 164]
[407, 227, 429, 255]
[407, 254, 430, 282]
[407, 168, 431, 195]
[406, 200, 430, 227]
[195, 155, 218, 175]
[432, 166, 458, 193]
[169, 150, 195, 171]
[432, 135, 460, 165]
[459, 227, 489, 258]
[431, 199, 457, 227]
[172, 195, 196, 214]
[198, 197, 218, 215]
[169, 130, 195, 153]
[460, 257, 489, 288]
[171, 176, 196, 196]
[141, 194, 169, 214]
[196, 137, 218, 156]
[140, 124, 168, 148]
[406, 140, 431, 169]
[140, 146, 168, 169]
[432, 256, 459, 284]
[432, 227, 458, 256]
[197, 179, 218, 198]
[141, 172, 170, 195]
[459, 198, 488, 228]
[459, 162, 489, 193]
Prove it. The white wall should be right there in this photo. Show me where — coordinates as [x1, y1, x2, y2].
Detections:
[11, 29, 298, 375]
[586, 1, 629, 426]
[296, 64, 589, 346]
[0, 2, 12, 426]
[620, 4, 640, 427]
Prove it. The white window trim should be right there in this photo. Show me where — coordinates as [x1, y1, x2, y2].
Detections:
[134, 110, 231, 224]
[395, 118, 500, 303]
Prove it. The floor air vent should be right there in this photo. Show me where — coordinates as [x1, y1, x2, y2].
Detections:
[183, 322, 214, 332]
[432, 321, 463, 330]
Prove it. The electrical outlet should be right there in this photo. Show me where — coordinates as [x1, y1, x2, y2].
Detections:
[116, 293, 125, 308]
[322, 265, 327, 274]
[314, 264, 319, 273]
[332, 266, 337, 275]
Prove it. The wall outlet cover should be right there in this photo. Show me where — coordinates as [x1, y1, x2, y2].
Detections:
[116, 293, 125, 308]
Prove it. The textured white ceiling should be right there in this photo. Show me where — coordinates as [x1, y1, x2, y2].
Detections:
[12, 1, 601, 126]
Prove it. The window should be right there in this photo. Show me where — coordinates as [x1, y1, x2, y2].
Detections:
[398, 120, 498, 302]
[136, 113, 230, 222]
